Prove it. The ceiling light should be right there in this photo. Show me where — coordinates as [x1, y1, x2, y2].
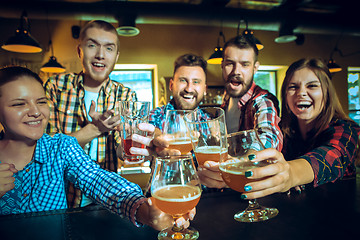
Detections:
[116, 14, 140, 37]
[242, 29, 264, 50]
[208, 30, 225, 64]
[41, 56, 66, 73]
[275, 23, 297, 43]
[327, 59, 342, 73]
[41, 20, 65, 74]
[1, 11, 42, 53]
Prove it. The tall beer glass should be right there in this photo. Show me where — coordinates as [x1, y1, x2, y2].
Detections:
[185, 107, 227, 166]
[163, 110, 195, 154]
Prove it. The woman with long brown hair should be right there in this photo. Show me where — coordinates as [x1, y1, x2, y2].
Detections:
[237, 58, 360, 200]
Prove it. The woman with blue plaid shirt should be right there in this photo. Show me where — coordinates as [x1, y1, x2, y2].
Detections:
[235, 58, 360, 200]
[0, 66, 194, 230]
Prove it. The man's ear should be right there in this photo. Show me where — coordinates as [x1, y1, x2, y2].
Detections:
[115, 51, 120, 63]
[254, 61, 260, 74]
[76, 45, 81, 58]
[169, 79, 174, 91]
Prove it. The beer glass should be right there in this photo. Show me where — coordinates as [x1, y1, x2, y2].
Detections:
[119, 101, 150, 162]
[185, 107, 228, 166]
[151, 155, 202, 240]
[163, 110, 194, 155]
[219, 129, 278, 222]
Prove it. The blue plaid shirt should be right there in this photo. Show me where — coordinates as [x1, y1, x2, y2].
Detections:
[0, 133, 146, 226]
[149, 99, 208, 131]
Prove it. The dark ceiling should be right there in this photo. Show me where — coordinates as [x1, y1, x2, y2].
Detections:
[0, 0, 359, 36]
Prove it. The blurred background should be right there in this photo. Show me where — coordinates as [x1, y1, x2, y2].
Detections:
[0, 0, 359, 122]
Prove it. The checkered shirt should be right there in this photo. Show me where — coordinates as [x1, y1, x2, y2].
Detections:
[44, 72, 137, 207]
[283, 118, 360, 187]
[0, 134, 146, 226]
[221, 82, 283, 151]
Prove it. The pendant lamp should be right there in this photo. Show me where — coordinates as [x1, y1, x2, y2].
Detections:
[208, 31, 225, 65]
[2, 11, 42, 53]
[41, 41, 66, 73]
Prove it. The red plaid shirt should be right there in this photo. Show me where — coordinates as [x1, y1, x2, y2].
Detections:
[44, 72, 137, 207]
[283, 118, 360, 187]
[221, 82, 283, 151]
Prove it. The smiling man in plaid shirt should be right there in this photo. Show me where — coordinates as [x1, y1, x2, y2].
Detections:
[44, 20, 136, 208]
[198, 35, 283, 189]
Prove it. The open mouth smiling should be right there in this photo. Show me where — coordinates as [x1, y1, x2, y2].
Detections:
[296, 101, 312, 110]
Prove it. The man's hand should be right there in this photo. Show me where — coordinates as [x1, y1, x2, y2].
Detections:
[197, 161, 227, 189]
[88, 100, 121, 135]
[117, 123, 181, 165]
[136, 198, 195, 231]
[0, 163, 18, 198]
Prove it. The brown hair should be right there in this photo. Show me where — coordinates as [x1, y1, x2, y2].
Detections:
[0, 66, 43, 98]
[281, 58, 351, 140]
[222, 35, 259, 62]
[79, 20, 120, 52]
[173, 53, 207, 75]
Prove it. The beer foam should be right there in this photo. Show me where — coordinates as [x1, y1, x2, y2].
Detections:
[194, 146, 222, 153]
[153, 185, 201, 202]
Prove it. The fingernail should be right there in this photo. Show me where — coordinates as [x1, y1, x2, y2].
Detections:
[248, 154, 256, 161]
[245, 171, 253, 178]
[244, 185, 252, 192]
[241, 194, 247, 200]
[189, 212, 194, 220]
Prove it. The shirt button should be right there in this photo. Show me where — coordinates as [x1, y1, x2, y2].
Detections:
[23, 193, 28, 197]
[26, 169, 30, 172]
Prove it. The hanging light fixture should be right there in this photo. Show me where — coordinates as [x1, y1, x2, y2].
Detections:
[240, 20, 264, 50]
[2, 11, 42, 53]
[116, 13, 140, 37]
[275, 22, 297, 43]
[40, 16, 65, 73]
[327, 59, 342, 73]
[327, 34, 342, 73]
[40, 41, 66, 73]
[207, 30, 225, 64]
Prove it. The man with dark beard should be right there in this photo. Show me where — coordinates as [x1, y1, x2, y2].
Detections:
[149, 54, 207, 131]
[221, 35, 282, 150]
[197, 35, 283, 189]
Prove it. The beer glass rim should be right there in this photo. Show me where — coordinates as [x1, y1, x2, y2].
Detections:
[185, 106, 225, 124]
[119, 100, 151, 104]
[227, 128, 258, 138]
[155, 155, 192, 162]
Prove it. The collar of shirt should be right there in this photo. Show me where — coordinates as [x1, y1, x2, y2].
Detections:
[237, 81, 257, 108]
[75, 72, 114, 96]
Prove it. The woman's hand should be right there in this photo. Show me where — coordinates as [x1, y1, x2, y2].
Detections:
[240, 148, 292, 199]
[0, 163, 18, 198]
[136, 198, 195, 231]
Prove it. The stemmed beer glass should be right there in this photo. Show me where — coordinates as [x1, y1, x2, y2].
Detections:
[151, 155, 202, 240]
[219, 129, 278, 222]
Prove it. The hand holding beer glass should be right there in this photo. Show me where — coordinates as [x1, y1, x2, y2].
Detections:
[118, 101, 150, 163]
[219, 129, 278, 222]
[151, 155, 202, 240]
[163, 110, 194, 155]
[185, 107, 228, 166]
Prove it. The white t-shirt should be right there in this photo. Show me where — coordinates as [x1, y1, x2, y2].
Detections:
[81, 90, 99, 207]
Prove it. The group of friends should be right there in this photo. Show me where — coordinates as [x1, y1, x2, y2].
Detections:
[0, 20, 359, 231]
